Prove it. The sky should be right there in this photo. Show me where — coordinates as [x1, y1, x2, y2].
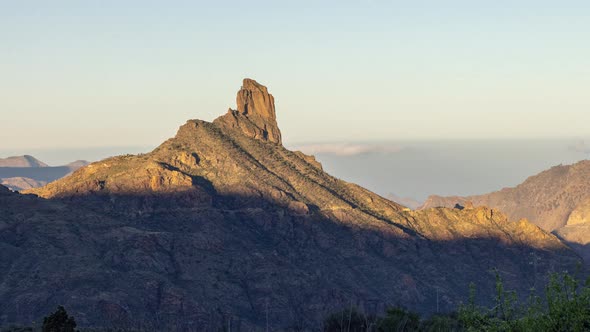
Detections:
[305, 139, 590, 201]
[1, 0, 589, 152]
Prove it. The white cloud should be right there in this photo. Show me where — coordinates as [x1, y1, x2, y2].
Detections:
[290, 143, 403, 156]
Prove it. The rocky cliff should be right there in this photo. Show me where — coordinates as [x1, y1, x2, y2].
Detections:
[213, 78, 282, 144]
[5, 79, 580, 330]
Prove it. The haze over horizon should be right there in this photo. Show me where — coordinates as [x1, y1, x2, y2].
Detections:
[2, 0, 590, 151]
[2, 138, 588, 202]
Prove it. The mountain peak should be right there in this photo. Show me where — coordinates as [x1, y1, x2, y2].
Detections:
[22, 78, 583, 329]
[0, 155, 48, 168]
[214, 78, 282, 144]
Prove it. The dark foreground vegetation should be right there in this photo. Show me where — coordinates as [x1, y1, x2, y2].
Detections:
[324, 271, 590, 332]
[3, 271, 590, 332]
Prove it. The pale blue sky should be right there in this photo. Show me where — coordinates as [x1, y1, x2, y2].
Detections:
[1, 0, 589, 150]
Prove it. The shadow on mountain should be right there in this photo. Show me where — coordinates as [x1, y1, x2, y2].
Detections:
[0, 166, 74, 183]
[0, 178, 582, 331]
[559, 241, 590, 263]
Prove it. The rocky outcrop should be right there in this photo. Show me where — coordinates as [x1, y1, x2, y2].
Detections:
[555, 199, 590, 261]
[293, 151, 323, 170]
[419, 195, 469, 210]
[567, 198, 590, 226]
[214, 78, 282, 144]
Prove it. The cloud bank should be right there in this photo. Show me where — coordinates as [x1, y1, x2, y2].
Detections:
[290, 143, 403, 156]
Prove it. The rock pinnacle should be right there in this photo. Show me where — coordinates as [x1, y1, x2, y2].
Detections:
[214, 78, 282, 144]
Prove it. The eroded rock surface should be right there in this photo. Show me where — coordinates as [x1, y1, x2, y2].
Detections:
[214, 78, 282, 144]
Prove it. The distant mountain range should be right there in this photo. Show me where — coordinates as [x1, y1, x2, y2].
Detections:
[420, 160, 590, 260]
[0, 79, 581, 330]
[0, 156, 88, 191]
[0, 155, 49, 167]
[386, 193, 422, 210]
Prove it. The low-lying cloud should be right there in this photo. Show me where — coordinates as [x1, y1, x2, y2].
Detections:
[291, 143, 403, 156]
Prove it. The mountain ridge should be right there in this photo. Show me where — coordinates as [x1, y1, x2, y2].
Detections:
[420, 160, 590, 231]
[420, 160, 590, 261]
[10, 79, 581, 329]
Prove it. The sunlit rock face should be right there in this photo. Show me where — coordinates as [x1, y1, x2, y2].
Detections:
[214, 78, 282, 144]
[567, 199, 590, 226]
[420, 161, 590, 232]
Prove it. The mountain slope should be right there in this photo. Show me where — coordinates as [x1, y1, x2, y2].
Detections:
[1, 177, 47, 190]
[32, 79, 406, 231]
[0, 159, 89, 191]
[10, 79, 580, 329]
[420, 161, 590, 262]
[66, 160, 90, 168]
[420, 161, 590, 232]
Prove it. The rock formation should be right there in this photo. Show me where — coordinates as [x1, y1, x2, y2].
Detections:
[552, 198, 590, 261]
[4, 79, 580, 330]
[213, 78, 282, 144]
[566, 198, 590, 226]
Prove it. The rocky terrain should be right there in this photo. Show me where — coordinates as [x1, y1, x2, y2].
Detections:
[0, 157, 88, 191]
[1, 176, 48, 191]
[0, 79, 580, 330]
[420, 161, 590, 260]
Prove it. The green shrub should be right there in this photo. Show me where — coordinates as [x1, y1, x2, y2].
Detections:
[321, 270, 590, 332]
[458, 271, 590, 332]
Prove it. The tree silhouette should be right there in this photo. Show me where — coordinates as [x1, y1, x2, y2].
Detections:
[42, 306, 77, 332]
